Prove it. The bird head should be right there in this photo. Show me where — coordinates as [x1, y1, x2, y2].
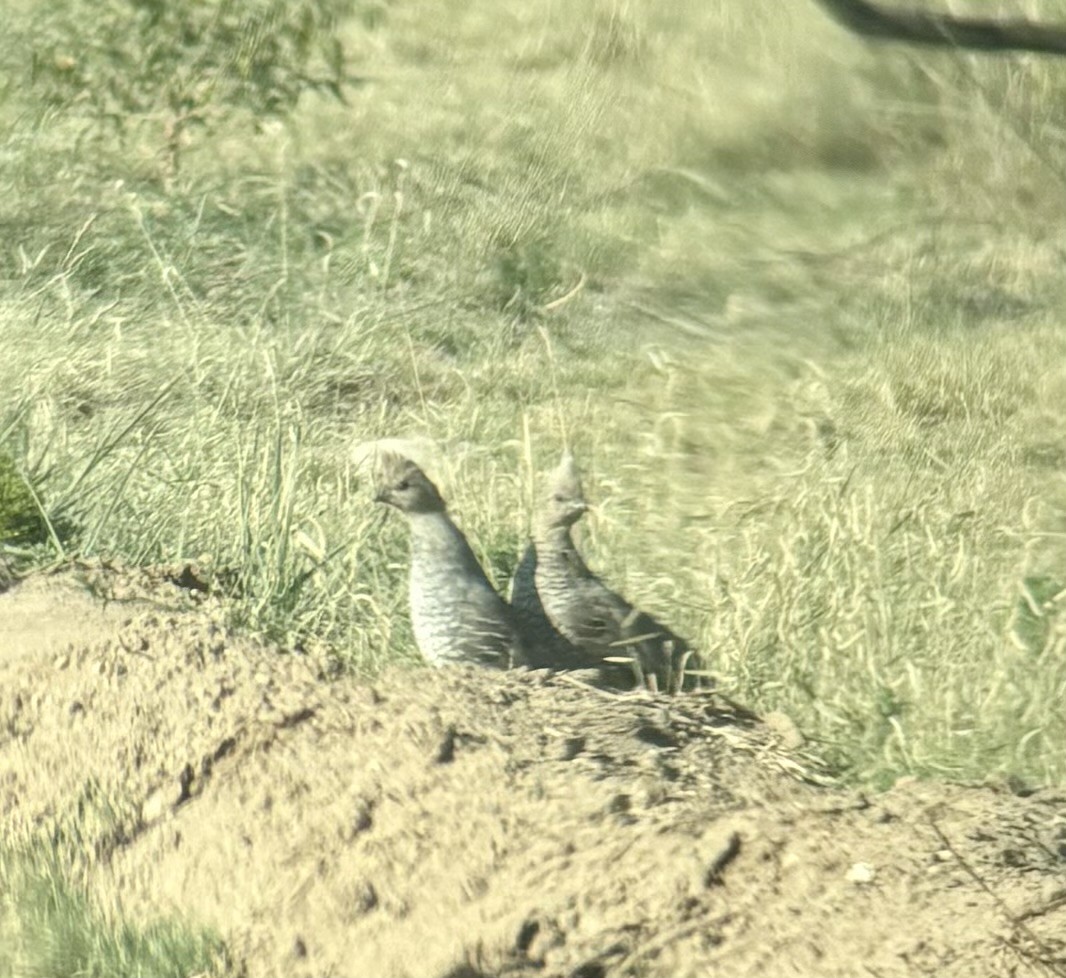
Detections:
[373, 452, 446, 515]
[542, 451, 588, 529]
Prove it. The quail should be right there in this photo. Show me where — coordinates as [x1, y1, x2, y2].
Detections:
[375, 452, 525, 669]
[532, 452, 696, 693]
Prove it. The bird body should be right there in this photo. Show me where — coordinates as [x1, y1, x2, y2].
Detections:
[510, 540, 598, 670]
[375, 453, 524, 669]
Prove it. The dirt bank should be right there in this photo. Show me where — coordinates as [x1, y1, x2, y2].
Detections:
[1, 568, 1064, 977]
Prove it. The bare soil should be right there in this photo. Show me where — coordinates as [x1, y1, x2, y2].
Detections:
[2, 567, 1065, 978]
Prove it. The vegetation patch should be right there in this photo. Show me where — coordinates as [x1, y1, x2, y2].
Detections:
[0, 842, 230, 978]
[0, 451, 46, 548]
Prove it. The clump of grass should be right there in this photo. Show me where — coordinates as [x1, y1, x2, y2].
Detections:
[0, 450, 45, 546]
[561, 321, 1066, 786]
[717, 466, 1058, 786]
[0, 841, 231, 978]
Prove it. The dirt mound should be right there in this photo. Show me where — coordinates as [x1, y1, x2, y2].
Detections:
[2, 569, 1065, 977]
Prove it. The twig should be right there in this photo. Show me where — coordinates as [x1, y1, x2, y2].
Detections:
[929, 818, 1066, 975]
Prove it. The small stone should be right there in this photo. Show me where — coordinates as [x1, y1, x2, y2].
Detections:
[1040, 881, 1066, 905]
[435, 726, 457, 765]
[142, 781, 184, 822]
[846, 862, 876, 884]
[607, 793, 632, 815]
[763, 711, 806, 750]
[559, 736, 586, 760]
[353, 882, 378, 914]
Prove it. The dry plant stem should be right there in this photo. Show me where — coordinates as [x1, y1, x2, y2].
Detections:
[929, 819, 1066, 976]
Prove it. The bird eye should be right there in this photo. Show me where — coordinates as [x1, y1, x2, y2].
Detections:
[553, 493, 566, 503]
[396, 479, 410, 491]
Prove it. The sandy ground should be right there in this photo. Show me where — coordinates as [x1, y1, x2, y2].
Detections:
[1, 566, 1065, 978]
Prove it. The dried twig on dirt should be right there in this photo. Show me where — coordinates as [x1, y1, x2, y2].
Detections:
[929, 819, 1066, 977]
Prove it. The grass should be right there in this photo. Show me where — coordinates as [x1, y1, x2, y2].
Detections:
[3, 0, 1066, 786]
[0, 841, 230, 978]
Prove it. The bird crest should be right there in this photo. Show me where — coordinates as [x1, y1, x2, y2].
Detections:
[547, 451, 585, 504]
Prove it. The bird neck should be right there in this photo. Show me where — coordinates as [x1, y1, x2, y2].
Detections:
[405, 507, 489, 573]
[535, 523, 575, 550]
[405, 509, 460, 549]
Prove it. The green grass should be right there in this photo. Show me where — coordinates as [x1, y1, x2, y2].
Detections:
[3, 0, 1066, 797]
[0, 841, 230, 978]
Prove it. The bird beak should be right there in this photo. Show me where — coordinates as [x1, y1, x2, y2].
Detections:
[373, 488, 390, 504]
[563, 500, 588, 524]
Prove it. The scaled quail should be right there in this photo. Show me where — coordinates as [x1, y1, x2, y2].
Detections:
[375, 452, 526, 669]
[532, 453, 696, 693]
